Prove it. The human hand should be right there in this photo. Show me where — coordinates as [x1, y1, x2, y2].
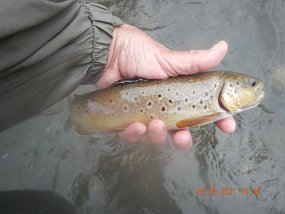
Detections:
[96, 24, 236, 150]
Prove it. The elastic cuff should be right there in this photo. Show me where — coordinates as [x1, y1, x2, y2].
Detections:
[80, 1, 123, 84]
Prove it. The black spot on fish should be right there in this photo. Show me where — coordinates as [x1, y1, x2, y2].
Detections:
[200, 99, 203, 104]
[192, 104, 196, 109]
[109, 99, 113, 103]
[139, 108, 144, 113]
[193, 91, 196, 95]
[168, 99, 173, 104]
[214, 83, 217, 88]
[236, 82, 240, 85]
[229, 83, 234, 88]
[205, 92, 209, 96]
[150, 115, 154, 119]
[161, 106, 166, 112]
[147, 101, 153, 108]
[123, 105, 129, 112]
[185, 98, 189, 103]
[158, 94, 162, 98]
[177, 106, 182, 111]
[142, 91, 145, 95]
[204, 105, 207, 110]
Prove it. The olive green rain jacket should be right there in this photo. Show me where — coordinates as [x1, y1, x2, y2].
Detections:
[0, 0, 123, 131]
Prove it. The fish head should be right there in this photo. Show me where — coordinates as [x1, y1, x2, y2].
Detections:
[220, 73, 265, 113]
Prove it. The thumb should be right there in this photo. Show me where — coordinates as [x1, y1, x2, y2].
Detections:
[163, 40, 228, 76]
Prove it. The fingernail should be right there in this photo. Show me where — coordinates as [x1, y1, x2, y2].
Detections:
[211, 40, 225, 51]
[152, 126, 166, 142]
[154, 124, 165, 135]
[148, 122, 166, 144]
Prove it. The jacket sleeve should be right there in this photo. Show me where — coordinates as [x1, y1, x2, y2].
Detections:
[0, 0, 123, 131]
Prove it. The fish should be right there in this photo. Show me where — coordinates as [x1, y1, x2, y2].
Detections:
[68, 71, 264, 134]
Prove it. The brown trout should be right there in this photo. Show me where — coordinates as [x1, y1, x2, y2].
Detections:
[69, 71, 264, 134]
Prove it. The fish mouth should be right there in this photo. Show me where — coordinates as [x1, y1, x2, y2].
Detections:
[257, 90, 265, 102]
[255, 81, 265, 103]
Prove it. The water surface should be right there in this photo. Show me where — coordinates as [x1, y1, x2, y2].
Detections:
[1, 0, 285, 213]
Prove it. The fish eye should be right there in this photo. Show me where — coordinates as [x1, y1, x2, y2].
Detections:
[249, 79, 257, 87]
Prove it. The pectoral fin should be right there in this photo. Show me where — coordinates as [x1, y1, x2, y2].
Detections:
[75, 125, 93, 135]
[176, 113, 222, 128]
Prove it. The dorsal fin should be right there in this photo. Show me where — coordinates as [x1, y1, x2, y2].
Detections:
[112, 77, 148, 86]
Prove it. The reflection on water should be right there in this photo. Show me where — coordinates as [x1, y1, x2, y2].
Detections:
[1, 0, 285, 213]
[95, 143, 182, 214]
[97, 0, 139, 20]
[271, 67, 285, 95]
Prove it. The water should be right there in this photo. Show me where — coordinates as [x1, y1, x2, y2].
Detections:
[1, 0, 285, 213]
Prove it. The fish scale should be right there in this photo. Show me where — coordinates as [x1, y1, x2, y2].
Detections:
[69, 71, 264, 134]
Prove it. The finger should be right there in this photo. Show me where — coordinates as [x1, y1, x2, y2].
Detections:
[96, 67, 122, 89]
[119, 122, 147, 144]
[215, 116, 236, 133]
[146, 120, 167, 144]
[197, 40, 228, 71]
[163, 40, 228, 76]
[170, 129, 193, 150]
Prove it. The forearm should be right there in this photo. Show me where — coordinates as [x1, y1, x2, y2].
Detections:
[0, 0, 123, 131]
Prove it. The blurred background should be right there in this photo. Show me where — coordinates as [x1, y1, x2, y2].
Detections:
[1, 0, 285, 213]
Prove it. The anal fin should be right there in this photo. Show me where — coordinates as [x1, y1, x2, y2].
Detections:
[176, 112, 222, 128]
